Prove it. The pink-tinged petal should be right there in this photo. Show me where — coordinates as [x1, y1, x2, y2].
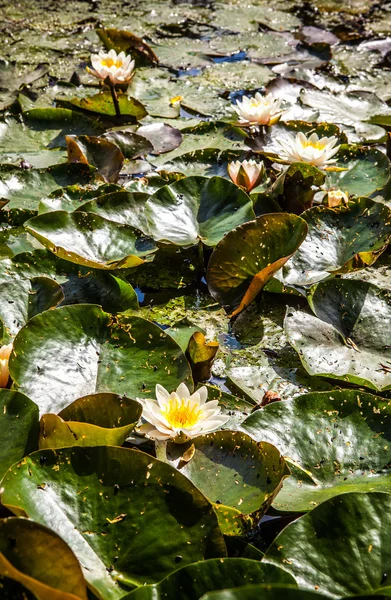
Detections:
[176, 382, 191, 400]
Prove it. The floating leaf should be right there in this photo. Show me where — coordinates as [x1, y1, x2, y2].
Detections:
[207, 214, 308, 316]
[241, 389, 391, 511]
[103, 130, 154, 159]
[1, 446, 226, 598]
[264, 492, 391, 597]
[277, 197, 391, 288]
[0, 163, 96, 211]
[97, 28, 159, 65]
[0, 276, 63, 340]
[25, 211, 156, 269]
[61, 92, 147, 120]
[123, 558, 296, 600]
[39, 393, 142, 449]
[0, 390, 39, 480]
[168, 431, 289, 535]
[324, 145, 390, 197]
[78, 191, 149, 233]
[145, 176, 255, 247]
[136, 123, 183, 155]
[186, 331, 219, 382]
[0, 517, 88, 600]
[275, 162, 325, 214]
[9, 305, 192, 414]
[66, 135, 124, 183]
[285, 279, 391, 391]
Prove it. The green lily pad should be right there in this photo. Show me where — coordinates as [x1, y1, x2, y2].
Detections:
[9, 304, 192, 414]
[277, 197, 391, 288]
[145, 176, 255, 246]
[1, 446, 226, 599]
[324, 145, 390, 197]
[274, 162, 325, 214]
[25, 211, 156, 269]
[0, 276, 63, 340]
[61, 92, 147, 120]
[0, 111, 103, 168]
[264, 492, 391, 597]
[123, 558, 296, 600]
[39, 393, 142, 449]
[201, 586, 328, 600]
[0, 390, 39, 480]
[38, 183, 122, 214]
[0, 249, 139, 314]
[241, 389, 391, 512]
[0, 163, 96, 211]
[168, 431, 289, 535]
[207, 214, 308, 316]
[78, 191, 150, 233]
[66, 135, 125, 183]
[97, 28, 158, 66]
[285, 279, 391, 391]
[0, 517, 88, 600]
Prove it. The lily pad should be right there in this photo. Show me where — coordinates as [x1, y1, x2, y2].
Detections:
[324, 145, 390, 197]
[285, 279, 391, 391]
[264, 492, 391, 597]
[123, 558, 296, 600]
[1, 446, 226, 598]
[39, 393, 142, 449]
[207, 214, 308, 316]
[103, 130, 154, 158]
[25, 211, 156, 269]
[0, 390, 39, 480]
[0, 163, 96, 211]
[168, 431, 289, 535]
[66, 135, 124, 183]
[277, 197, 391, 288]
[241, 389, 391, 511]
[145, 175, 255, 246]
[61, 92, 147, 120]
[0, 517, 88, 600]
[78, 191, 150, 233]
[0, 276, 63, 340]
[201, 586, 329, 600]
[9, 304, 192, 414]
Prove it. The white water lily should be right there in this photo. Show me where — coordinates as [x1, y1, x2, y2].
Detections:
[270, 131, 340, 167]
[228, 159, 265, 192]
[139, 383, 229, 443]
[327, 189, 349, 207]
[0, 344, 12, 388]
[88, 49, 135, 85]
[234, 92, 282, 126]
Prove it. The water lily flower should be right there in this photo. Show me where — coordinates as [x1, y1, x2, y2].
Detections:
[234, 92, 283, 126]
[270, 132, 340, 167]
[139, 383, 229, 443]
[327, 189, 349, 208]
[0, 344, 12, 388]
[88, 49, 135, 85]
[228, 159, 265, 192]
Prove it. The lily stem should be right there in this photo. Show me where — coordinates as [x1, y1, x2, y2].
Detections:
[109, 82, 121, 119]
[155, 440, 169, 463]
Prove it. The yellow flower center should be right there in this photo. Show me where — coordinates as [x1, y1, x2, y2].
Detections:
[100, 57, 123, 69]
[303, 139, 326, 150]
[162, 398, 203, 429]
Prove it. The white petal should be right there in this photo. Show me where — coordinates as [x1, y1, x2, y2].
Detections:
[176, 382, 191, 400]
[155, 384, 170, 407]
[197, 386, 208, 405]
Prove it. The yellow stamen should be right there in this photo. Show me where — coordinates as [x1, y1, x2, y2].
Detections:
[162, 398, 203, 429]
[100, 58, 123, 68]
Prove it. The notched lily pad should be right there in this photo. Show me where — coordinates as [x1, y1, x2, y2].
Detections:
[9, 305, 192, 414]
[66, 135, 124, 183]
[207, 214, 308, 316]
[39, 392, 142, 449]
[1, 446, 225, 598]
[25, 211, 156, 270]
[285, 279, 391, 391]
[241, 389, 391, 511]
[168, 431, 289, 536]
[145, 175, 255, 247]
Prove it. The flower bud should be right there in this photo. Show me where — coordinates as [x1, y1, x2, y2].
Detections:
[228, 159, 265, 192]
[0, 344, 12, 388]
